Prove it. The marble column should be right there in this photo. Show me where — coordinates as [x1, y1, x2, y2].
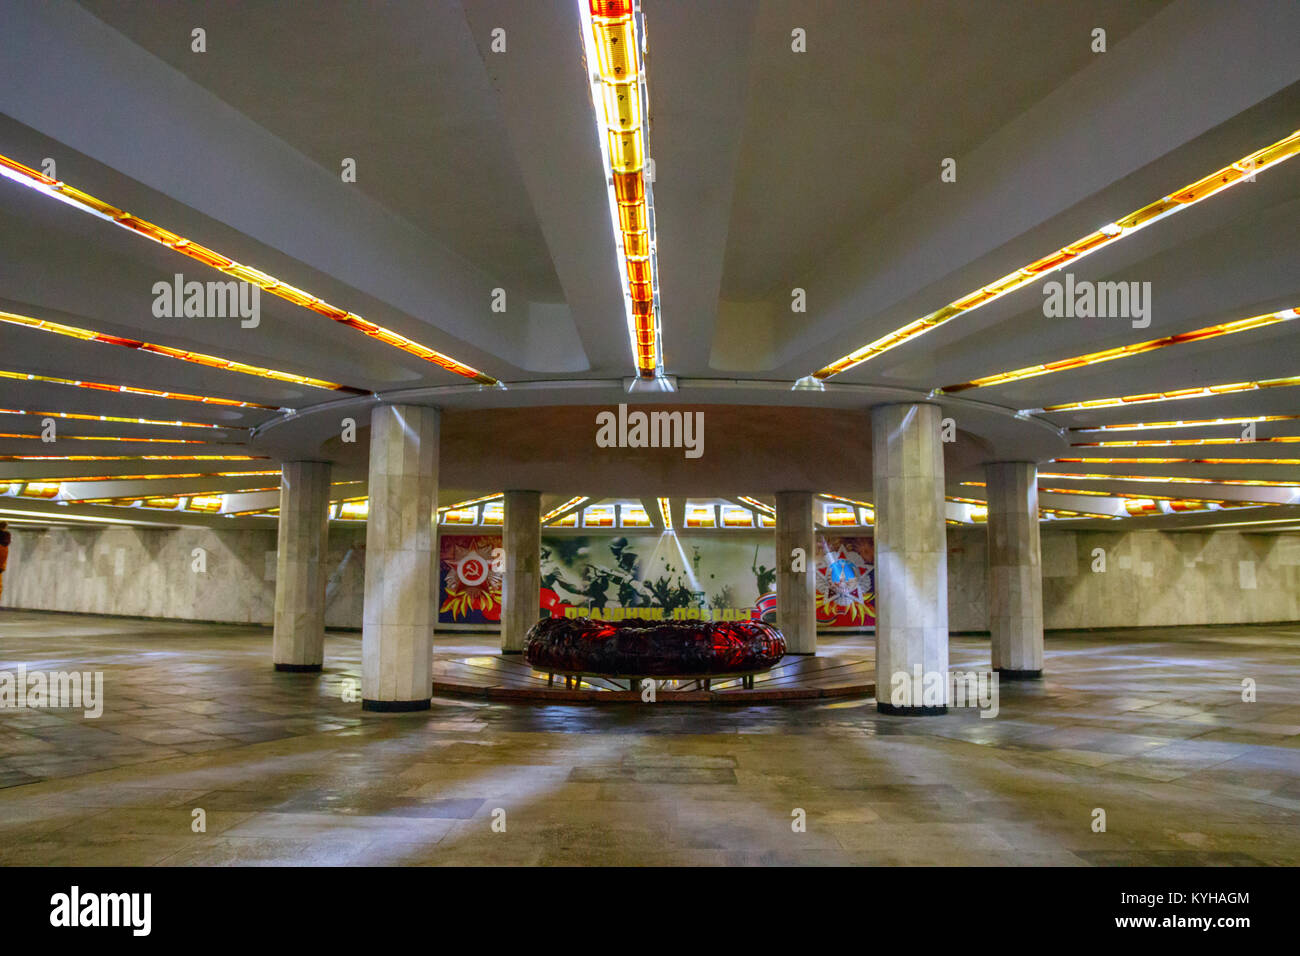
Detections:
[361, 404, 439, 711]
[986, 461, 1044, 678]
[775, 491, 817, 654]
[272, 460, 332, 671]
[871, 403, 948, 714]
[501, 490, 541, 653]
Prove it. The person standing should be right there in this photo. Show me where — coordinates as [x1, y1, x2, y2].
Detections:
[0, 522, 9, 604]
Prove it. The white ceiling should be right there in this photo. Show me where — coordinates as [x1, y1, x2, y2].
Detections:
[0, 0, 1295, 531]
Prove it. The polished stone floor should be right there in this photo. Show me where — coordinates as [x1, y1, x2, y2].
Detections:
[0, 609, 1297, 865]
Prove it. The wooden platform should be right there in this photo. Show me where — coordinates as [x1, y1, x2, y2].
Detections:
[431, 654, 874, 704]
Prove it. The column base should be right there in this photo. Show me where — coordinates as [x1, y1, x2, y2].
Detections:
[362, 698, 431, 712]
[996, 668, 1043, 680]
[877, 703, 948, 716]
[274, 663, 322, 673]
[501, 649, 524, 655]
[785, 651, 816, 657]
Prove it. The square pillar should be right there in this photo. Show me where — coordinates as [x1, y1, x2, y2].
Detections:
[361, 404, 439, 711]
[273, 460, 332, 671]
[986, 461, 1044, 678]
[501, 490, 541, 653]
[871, 403, 948, 714]
[774, 491, 816, 655]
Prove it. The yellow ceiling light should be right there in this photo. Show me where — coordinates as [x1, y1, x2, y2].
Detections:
[684, 502, 716, 528]
[1123, 498, 1227, 515]
[1055, 457, 1300, 465]
[579, 0, 664, 378]
[719, 504, 753, 528]
[186, 496, 225, 513]
[1071, 414, 1300, 433]
[822, 504, 858, 527]
[812, 130, 1300, 379]
[1074, 437, 1300, 448]
[437, 493, 504, 513]
[337, 499, 369, 521]
[942, 306, 1298, 393]
[1030, 375, 1300, 414]
[0, 407, 238, 430]
[621, 502, 653, 527]
[1060, 488, 1270, 508]
[541, 495, 589, 524]
[1035, 473, 1300, 488]
[0, 310, 363, 393]
[1040, 507, 1114, 520]
[20, 482, 61, 498]
[819, 492, 874, 510]
[1, 470, 280, 486]
[0, 432, 203, 444]
[0, 454, 264, 462]
[0, 368, 285, 410]
[737, 495, 775, 516]
[0, 154, 497, 385]
[657, 495, 672, 530]
[82, 492, 249, 507]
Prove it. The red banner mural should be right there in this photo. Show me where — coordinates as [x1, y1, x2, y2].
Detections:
[437, 533, 875, 628]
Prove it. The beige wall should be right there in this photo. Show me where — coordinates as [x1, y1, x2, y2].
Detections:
[0, 524, 366, 629]
[947, 526, 1300, 631]
[3, 524, 1298, 631]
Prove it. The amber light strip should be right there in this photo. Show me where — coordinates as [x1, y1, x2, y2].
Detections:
[1071, 415, 1300, 433]
[737, 495, 775, 516]
[0, 311, 363, 393]
[0, 407, 239, 430]
[0, 433, 204, 444]
[1028, 375, 1300, 414]
[437, 493, 503, 514]
[1123, 498, 1227, 515]
[81, 491, 266, 506]
[1033, 485, 1272, 507]
[942, 306, 1298, 393]
[1055, 457, 1300, 465]
[818, 493, 873, 510]
[1034, 473, 1300, 489]
[1073, 437, 1300, 448]
[78, 482, 354, 506]
[811, 129, 1300, 379]
[0, 368, 283, 410]
[0, 155, 497, 385]
[1040, 507, 1115, 520]
[657, 496, 672, 530]
[1, 470, 281, 487]
[579, 0, 664, 378]
[541, 496, 589, 525]
[0, 455, 265, 462]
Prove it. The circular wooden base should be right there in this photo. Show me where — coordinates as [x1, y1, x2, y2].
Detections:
[432, 654, 874, 704]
